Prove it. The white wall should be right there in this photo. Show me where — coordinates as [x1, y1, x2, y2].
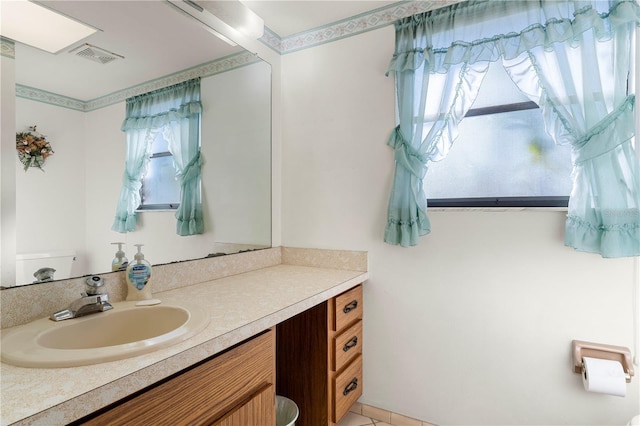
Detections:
[15, 98, 88, 279]
[202, 60, 271, 247]
[281, 25, 639, 425]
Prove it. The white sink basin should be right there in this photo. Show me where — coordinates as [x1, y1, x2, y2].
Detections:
[1, 301, 210, 368]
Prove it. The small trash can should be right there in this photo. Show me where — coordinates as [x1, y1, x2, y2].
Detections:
[275, 395, 299, 426]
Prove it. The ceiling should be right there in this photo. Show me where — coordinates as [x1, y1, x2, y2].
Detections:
[6, 0, 398, 101]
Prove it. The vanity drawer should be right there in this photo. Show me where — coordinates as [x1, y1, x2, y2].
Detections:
[332, 319, 362, 372]
[332, 354, 363, 423]
[332, 285, 362, 332]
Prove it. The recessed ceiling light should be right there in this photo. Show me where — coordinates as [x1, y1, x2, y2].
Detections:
[0, 0, 98, 54]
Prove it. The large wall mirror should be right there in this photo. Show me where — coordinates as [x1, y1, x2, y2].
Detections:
[5, 1, 271, 287]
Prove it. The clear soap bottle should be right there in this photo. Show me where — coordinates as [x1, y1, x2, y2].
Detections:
[125, 244, 153, 301]
[111, 242, 129, 272]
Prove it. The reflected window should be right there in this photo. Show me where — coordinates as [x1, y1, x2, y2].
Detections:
[139, 130, 181, 210]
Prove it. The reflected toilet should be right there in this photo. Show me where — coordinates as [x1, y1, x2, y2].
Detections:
[15, 250, 76, 284]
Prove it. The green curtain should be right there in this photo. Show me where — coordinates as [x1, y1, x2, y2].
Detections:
[385, 0, 640, 257]
[112, 78, 203, 235]
[164, 114, 204, 236]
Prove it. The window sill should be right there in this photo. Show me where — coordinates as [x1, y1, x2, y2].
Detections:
[428, 207, 568, 212]
[135, 209, 178, 213]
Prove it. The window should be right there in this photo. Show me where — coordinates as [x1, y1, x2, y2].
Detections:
[138, 129, 181, 210]
[425, 62, 573, 208]
[384, 1, 639, 256]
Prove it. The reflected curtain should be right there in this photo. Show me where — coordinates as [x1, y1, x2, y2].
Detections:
[112, 78, 203, 235]
[385, 0, 640, 257]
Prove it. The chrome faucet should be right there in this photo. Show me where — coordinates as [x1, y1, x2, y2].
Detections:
[50, 276, 113, 321]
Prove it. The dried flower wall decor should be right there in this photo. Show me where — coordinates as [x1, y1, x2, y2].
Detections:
[16, 125, 54, 172]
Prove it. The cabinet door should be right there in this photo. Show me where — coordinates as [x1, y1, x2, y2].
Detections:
[82, 330, 275, 426]
[215, 384, 275, 426]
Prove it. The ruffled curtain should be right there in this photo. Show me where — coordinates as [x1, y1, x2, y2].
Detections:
[164, 116, 204, 236]
[111, 127, 158, 232]
[385, 0, 640, 257]
[112, 78, 203, 235]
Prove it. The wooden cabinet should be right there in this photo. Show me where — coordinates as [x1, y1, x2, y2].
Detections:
[277, 284, 364, 426]
[79, 329, 276, 426]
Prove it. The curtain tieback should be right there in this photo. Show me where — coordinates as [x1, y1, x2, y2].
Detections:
[572, 95, 635, 163]
[124, 173, 142, 191]
[388, 126, 428, 179]
[178, 151, 202, 184]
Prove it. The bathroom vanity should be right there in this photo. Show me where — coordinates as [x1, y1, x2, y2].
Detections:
[0, 247, 367, 426]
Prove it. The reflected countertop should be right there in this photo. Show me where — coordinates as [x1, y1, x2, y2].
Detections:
[0, 248, 368, 426]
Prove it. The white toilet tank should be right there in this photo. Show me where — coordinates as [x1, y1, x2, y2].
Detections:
[15, 250, 77, 284]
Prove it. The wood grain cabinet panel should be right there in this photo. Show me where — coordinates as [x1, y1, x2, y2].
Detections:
[277, 284, 364, 426]
[215, 384, 275, 426]
[80, 329, 276, 426]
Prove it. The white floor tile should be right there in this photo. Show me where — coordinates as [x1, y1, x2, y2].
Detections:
[339, 412, 376, 426]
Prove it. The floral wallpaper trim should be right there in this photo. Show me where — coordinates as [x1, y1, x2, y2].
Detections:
[1, 37, 15, 59]
[85, 51, 261, 111]
[16, 51, 261, 112]
[261, 0, 465, 54]
[16, 85, 86, 111]
[260, 26, 283, 55]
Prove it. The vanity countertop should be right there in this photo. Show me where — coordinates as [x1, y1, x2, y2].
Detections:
[0, 262, 368, 425]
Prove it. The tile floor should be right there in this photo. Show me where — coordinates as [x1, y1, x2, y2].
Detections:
[338, 412, 391, 426]
[336, 403, 436, 426]
[279, 390, 431, 425]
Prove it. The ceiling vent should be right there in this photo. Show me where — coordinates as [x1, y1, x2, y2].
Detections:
[69, 43, 124, 65]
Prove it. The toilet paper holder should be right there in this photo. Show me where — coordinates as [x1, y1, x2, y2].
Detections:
[572, 340, 634, 383]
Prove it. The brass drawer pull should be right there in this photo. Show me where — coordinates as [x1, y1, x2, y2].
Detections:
[343, 300, 358, 314]
[343, 336, 358, 352]
[343, 378, 358, 396]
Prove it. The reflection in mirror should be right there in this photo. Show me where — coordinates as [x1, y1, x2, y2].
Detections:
[5, 1, 271, 287]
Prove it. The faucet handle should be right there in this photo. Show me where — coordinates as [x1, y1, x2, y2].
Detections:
[85, 276, 105, 295]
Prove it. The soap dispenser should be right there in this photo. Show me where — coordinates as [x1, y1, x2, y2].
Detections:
[111, 242, 129, 272]
[125, 244, 152, 301]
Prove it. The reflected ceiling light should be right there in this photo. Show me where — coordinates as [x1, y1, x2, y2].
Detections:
[166, 0, 237, 46]
[200, 1, 264, 39]
[166, 0, 264, 47]
[0, 0, 98, 54]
